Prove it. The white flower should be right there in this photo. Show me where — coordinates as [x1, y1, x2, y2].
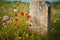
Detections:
[54, 20, 56, 23]
[13, 9, 17, 12]
[18, 37, 21, 39]
[2, 15, 9, 21]
[7, 20, 11, 25]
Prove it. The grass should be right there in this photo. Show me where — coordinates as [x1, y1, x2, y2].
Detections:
[50, 2, 60, 40]
[0, 1, 60, 40]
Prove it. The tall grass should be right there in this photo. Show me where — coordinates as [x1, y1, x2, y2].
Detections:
[0, 2, 60, 40]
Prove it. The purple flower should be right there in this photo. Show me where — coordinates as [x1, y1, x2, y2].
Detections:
[2, 15, 9, 21]
[2, 22, 7, 28]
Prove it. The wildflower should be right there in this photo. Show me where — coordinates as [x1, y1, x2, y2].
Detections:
[13, 9, 17, 12]
[7, 20, 11, 25]
[2, 15, 9, 21]
[54, 20, 56, 23]
[14, 13, 18, 16]
[18, 37, 21, 39]
[2, 22, 6, 26]
[25, 34, 29, 38]
[20, 11, 24, 16]
[2, 22, 7, 28]
[10, 16, 14, 20]
[25, 14, 31, 19]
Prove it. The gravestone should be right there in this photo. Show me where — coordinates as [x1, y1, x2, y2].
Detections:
[29, 0, 51, 36]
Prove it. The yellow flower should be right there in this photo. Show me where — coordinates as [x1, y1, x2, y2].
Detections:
[25, 34, 29, 38]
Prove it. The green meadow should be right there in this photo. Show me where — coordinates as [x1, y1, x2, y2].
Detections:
[0, 2, 60, 40]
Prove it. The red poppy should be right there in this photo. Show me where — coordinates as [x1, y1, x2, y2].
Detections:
[25, 14, 30, 19]
[14, 13, 18, 16]
[20, 11, 24, 16]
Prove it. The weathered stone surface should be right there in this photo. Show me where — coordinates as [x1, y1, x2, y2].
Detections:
[29, 0, 48, 35]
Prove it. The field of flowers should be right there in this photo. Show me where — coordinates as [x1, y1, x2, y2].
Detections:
[0, 2, 60, 40]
